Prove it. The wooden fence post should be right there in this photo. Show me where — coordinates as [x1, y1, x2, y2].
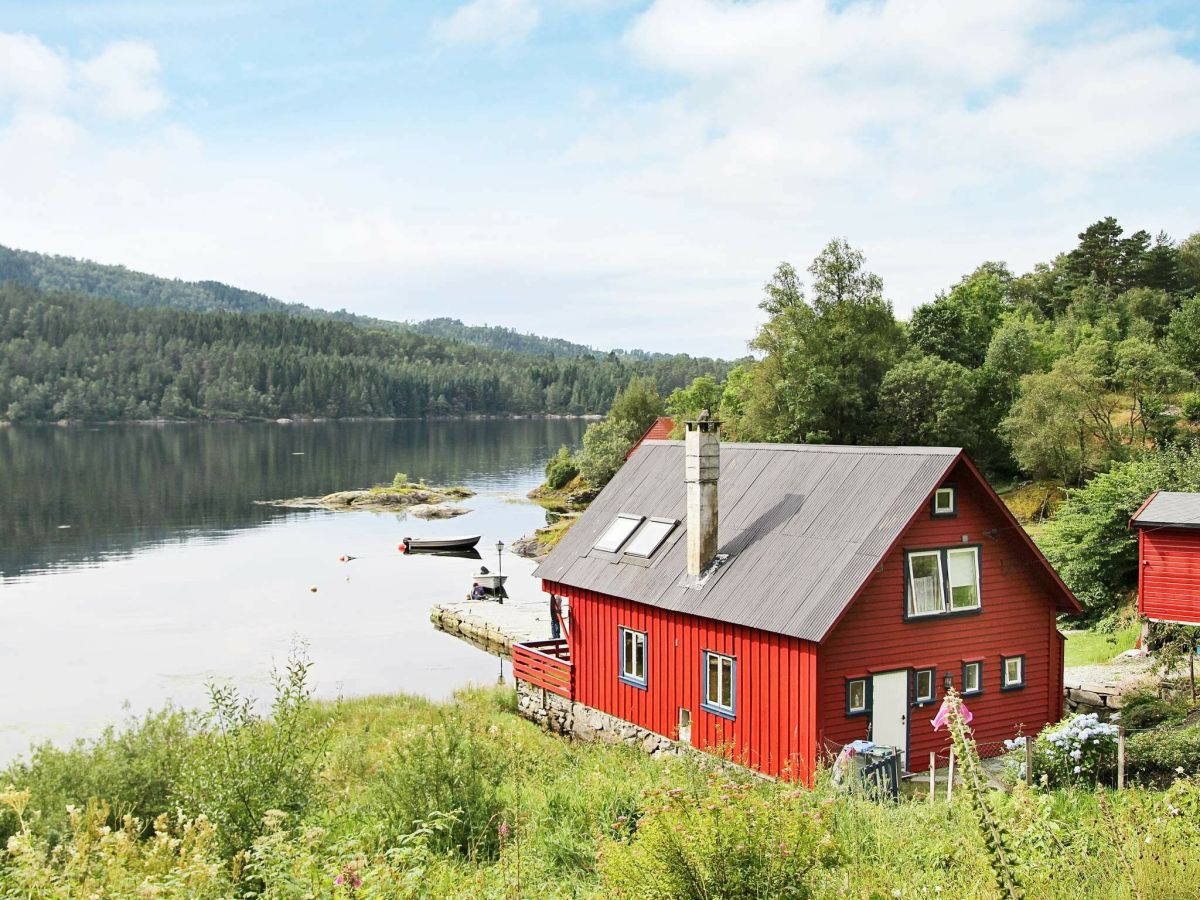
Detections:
[1024, 738, 1033, 786]
[1117, 726, 1126, 790]
[947, 747, 955, 802]
[929, 752, 936, 803]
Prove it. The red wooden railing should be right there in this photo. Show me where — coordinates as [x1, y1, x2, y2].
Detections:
[512, 639, 574, 699]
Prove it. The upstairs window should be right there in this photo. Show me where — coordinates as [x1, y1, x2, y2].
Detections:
[906, 546, 982, 617]
[624, 518, 677, 558]
[619, 627, 647, 688]
[932, 486, 956, 517]
[702, 651, 736, 718]
[1002, 654, 1025, 691]
[595, 514, 643, 553]
[907, 551, 945, 616]
[947, 547, 981, 611]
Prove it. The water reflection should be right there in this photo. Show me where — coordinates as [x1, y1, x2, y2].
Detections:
[0, 419, 584, 762]
[0, 419, 585, 581]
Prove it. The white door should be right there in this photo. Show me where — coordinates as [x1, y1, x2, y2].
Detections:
[872, 670, 908, 767]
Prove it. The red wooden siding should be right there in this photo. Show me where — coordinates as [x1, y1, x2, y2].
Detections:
[546, 580, 819, 782]
[818, 459, 1065, 771]
[1139, 527, 1200, 625]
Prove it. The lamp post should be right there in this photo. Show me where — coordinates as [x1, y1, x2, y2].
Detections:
[495, 540, 504, 603]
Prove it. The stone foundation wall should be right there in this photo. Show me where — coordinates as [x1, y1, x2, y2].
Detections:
[515, 679, 677, 757]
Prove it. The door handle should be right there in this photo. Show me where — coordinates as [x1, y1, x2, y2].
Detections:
[900, 714, 907, 724]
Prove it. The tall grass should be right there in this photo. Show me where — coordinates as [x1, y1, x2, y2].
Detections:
[3, 659, 1200, 898]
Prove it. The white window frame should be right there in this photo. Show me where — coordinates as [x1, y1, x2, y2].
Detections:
[623, 517, 678, 558]
[1002, 655, 1025, 690]
[906, 546, 982, 617]
[946, 546, 982, 612]
[846, 677, 869, 715]
[932, 486, 956, 516]
[962, 661, 983, 695]
[702, 651, 736, 717]
[619, 627, 647, 688]
[906, 550, 946, 617]
[594, 514, 644, 553]
[914, 668, 936, 705]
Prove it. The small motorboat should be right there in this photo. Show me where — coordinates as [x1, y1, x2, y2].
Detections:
[474, 572, 508, 591]
[401, 534, 481, 552]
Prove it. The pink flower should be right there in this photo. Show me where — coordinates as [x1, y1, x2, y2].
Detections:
[499, 821, 511, 839]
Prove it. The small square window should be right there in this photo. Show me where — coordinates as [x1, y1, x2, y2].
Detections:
[962, 661, 983, 695]
[702, 652, 736, 718]
[619, 628, 647, 688]
[914, 668, 936, 704]
[932, 487, 956, 517]
[1002, 655, 1025, 690]
[595, 514, 643, 553]
[846, 677, 869, 715]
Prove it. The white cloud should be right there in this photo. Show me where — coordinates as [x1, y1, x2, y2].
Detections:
[0, 32, 72, 108]
[599, 0, 1200, 200]
[77, 40, 166, 120]
[433, 0, 541, 49]
[0, 32, 166, 121]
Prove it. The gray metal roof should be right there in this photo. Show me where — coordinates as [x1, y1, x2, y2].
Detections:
[535, 440, 961, 642]
[1131, 491, 1200, 528]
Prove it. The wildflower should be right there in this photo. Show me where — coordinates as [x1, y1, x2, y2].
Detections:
[1073, 766, 1081, 774]
[334, 863, 362, 889]
[498, 821, 511, 840]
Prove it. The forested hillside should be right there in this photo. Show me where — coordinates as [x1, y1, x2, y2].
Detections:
[0, 285, 729, 422]
[674, 217, 1200, 482]
[0, 245, 637, 359]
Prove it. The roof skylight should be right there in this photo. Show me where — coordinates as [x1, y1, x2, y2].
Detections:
[594, 514, 643, 553]
[624, 518, 677, 558]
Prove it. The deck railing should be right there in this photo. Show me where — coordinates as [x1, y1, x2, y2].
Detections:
[512, 639, 573, 699]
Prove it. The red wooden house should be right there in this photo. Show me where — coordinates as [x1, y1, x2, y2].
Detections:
[1131, 491, 1200, 626]
[514, 422, 1080, 782]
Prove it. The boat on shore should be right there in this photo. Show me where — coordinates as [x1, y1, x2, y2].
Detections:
[401, 535, 481, 552]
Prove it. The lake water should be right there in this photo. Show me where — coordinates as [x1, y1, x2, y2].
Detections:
[0, 419, 585, 763]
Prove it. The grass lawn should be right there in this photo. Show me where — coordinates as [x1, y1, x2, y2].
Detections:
[1063, 622, 1141, 667]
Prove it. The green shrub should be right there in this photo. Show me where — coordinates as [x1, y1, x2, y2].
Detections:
[599, 774, 837, 899]
[1182, 392, 1200, 422]
[1128, 724, 1200, 782]
[175, 653, 331, 858]
[0, 707, 192, 847]
[371, 706, 512, 861]
[1119, 686, 1188, 730]
[544, 446, 578, 490]
[391, 472, 409, 489]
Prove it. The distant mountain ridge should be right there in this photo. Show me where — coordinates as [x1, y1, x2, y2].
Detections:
[0, 244, 676, 360]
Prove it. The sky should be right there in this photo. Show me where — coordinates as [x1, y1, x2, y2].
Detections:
[1, 1, 1199, 358]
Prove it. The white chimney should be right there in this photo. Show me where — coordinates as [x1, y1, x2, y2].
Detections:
[685, 419, 719, 576]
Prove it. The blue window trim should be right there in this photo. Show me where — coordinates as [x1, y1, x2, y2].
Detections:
[701, 650, 736, 719]
[913, 667, 937, 706]
[962, 660, 984, 696]
[845, 676, 871, 716]
[902, 544, 983, 621]
[1001, 654, 1026, 692]
[931, 484, 957, 517]
[618, 627, 647, 690]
